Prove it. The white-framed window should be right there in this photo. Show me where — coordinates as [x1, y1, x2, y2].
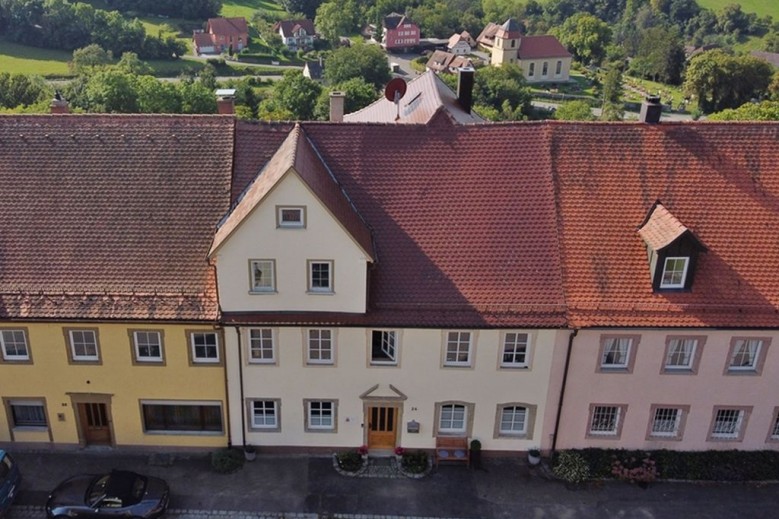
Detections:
[133, 331, 162, 362]
[277, 206, 305, 228]
[439, 403, 467, 434]
[251, 400, 279, 430]
[660, 256, 689, 288]
[68, 329, 99, 361]
[499, 406, 527, 435]
[0, 329, 29, 361]
[528, 63, 535, 77]
[650, 407, 681, 438]
[665, 338, 697, 370]
[444, 331, 472, 367]
[307, 329, 334, 364]
[308, 260, 333, 293]
[249, 328, 275, 363]
[370, 330, 397, 364]
[8, 400, 47, 428]
[710, 408, 746, 439]
[501, 332, 528, 367]
[190, 332, 219, 363]
[728, 338, 762, 371]
[306, 400, 335, 431]
[589, 405, 622, 436]
[250, 259, 276, 292]
[600, 337, 632, 369]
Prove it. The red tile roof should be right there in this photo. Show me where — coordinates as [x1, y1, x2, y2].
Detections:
[0, 115, 234, 321]
[518, 35, 571, 60]
[552, 121, 779, 328]
[637, 202, 689, 251]
[275, 19, 316, 37]
[208, 17, 249, 37]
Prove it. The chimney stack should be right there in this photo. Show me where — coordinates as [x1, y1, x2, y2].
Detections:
[457, 66, 475, 114]
[50, 91, 69, 114]
[215, 88, 236, 115]
[640, 95, 662, 124]
[329, 91, 345, 122]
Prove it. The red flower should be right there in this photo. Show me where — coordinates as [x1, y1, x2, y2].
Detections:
[357, 445, 369, 455]
[394, 446, 405, 455]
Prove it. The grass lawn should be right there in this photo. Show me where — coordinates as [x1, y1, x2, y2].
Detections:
[221, 0, 285, 19]
[0, 40, 71, 76]
[622, 76, 696, 112]
[695, 0, 778, 18]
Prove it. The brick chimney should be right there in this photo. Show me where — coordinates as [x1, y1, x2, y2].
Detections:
[50, 91, 69, 114]
[330, 91, 345, 122]
[215, 88, 236, 115]
[640, 95, 662, 124]
[457, 66, 475, 114]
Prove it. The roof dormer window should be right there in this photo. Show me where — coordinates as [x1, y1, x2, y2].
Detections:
[638, 202, 706, 292]
[660, 257, 689, 289]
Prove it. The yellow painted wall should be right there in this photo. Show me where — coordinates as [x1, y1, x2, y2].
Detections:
[0, 322, 227, 448]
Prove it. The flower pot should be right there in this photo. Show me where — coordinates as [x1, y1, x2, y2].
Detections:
[244, 448, 257, 462]
[528, 453, 541, 466]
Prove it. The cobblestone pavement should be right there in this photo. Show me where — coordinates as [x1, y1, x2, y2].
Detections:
[6, 450, 779, 519]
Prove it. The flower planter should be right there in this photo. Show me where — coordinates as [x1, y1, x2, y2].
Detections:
[244, 448, 256, 462]
[528, 453, 541, 466]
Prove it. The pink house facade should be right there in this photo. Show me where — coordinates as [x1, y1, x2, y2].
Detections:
[382, 13, 419, 51]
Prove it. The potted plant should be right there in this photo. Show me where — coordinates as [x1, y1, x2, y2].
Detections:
[357, 444, 369, 460]
[527, 448, 541, 466]
[469, 439, 482, 470]
[394, 446, 405, 462]
[243, 444, 257, 462]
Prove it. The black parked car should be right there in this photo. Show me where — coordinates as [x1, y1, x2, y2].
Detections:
[46, 470, 169, 518]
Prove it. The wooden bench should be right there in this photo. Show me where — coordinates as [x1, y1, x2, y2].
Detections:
[435, 436, 469, 467]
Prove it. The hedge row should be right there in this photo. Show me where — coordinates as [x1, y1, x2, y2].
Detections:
[558, 449, 779, 481]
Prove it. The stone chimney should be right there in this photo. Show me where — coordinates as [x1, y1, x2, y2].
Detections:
[640, 95, 662, 124]
[457, 66, 475, 114]
[330, 91, 345, 122]
[50, 91, 69, 114]
[215, 88, 236, 115]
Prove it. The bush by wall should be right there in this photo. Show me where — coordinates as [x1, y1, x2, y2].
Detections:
[557, 449, 779, 481]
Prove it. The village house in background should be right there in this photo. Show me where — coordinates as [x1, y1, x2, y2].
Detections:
[274, 19, 316, 51]
[426, 50, 474, 74]
[479, 18, 572, 83]
[303, 57, 325, 81]
[193, 17, 249, 55]
[382, 13, 420, 52]
[447, 32, 473, 55]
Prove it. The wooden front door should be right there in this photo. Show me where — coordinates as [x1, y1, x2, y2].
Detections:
[367, 406, 397, 449]
[78, 403, 111, 445]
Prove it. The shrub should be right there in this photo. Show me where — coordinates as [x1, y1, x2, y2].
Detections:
[402, 451, 429, 474]
[611, 454, 658, 484]
[211, 448, 245, 474]
[336, 450, 364, 472]
[552, 451, 590, 484]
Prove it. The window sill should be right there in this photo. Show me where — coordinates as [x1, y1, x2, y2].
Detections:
[707, 436, 742, 442]
[662, 368, 696, 374]
[442, 364, 472, 369]
[725, 369, 759, 376]
[305, 428, 336, 433]
[12, 426, 48, 432]
[500, 364, 529, 370]
[248, 360, 277, 366]
[0, 358, 32, 364]
[249, 428, 281, 433]
[248, 290, 277, 295]
[370, 361, 398, 367]
[307, 290, 335, 295]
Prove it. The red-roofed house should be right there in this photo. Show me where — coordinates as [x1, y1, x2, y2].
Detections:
[194, 17, 249, 55]
[382, 12, 420, 51]
[447, 32, 471, 55]
[274, 19, 316, 51]
[426, 50, 473, 74]
[487, 18, 572, 82]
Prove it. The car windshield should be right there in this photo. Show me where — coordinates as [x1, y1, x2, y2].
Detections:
[88, 475, 110, 506]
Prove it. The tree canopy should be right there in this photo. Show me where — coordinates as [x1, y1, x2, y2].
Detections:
[324, 43, 391, 90]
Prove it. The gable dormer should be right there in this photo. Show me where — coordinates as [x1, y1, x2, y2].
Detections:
[637, 202, 706, 292]
[210, 124, 374, 314]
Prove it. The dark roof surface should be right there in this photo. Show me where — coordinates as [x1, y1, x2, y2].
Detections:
[518, 35, 571, 59]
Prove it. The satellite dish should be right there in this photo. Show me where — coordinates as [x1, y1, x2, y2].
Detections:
[384, 78, 407, 121]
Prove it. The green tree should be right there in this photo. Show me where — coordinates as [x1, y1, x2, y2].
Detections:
[313, 77, 378, 119]
[473, 64, 531, 116]
[708, 101, 779, 121]
[315, 0, 358, 44]
[629, 24, 685, 84]
[178, 80, 217, 114]
[324, 43, 391, 90]
[84, 69, 138, 112]
[0, 72, 51, 109]
[683, 50, 774, 113]
[282, 0, 324, 18]
[70, 44, 113, 74]
[554, 99, 595, 120]
[600, 66, 624, 120]
[269, 69, 323, 120]
[116, 51, 152, 75]
[135, 75, 181, 113]
[552, 13, 612, 65]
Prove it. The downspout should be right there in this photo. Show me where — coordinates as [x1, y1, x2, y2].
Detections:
[234, 326, 246, 448]
[551, 328, 578, 454]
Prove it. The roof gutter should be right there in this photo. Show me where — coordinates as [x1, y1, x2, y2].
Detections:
[551, 328, 578, 454]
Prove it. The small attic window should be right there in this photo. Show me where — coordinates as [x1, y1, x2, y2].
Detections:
[277, 206, 306, 228]
[660, 257, 689, 289]
[637, 202, 706, 293]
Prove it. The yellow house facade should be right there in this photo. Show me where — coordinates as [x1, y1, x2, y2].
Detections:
[1, 322, 226, 448]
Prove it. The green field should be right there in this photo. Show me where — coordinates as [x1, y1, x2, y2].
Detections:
[221, 0, 285, 19]
[695, 0, 778, 19]
[0, 41, 72, 76]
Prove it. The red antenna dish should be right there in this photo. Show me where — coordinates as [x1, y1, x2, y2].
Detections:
[384, 77, 407, 103]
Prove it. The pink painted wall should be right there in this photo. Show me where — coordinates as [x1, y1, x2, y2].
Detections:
[556, 329, 779, 451]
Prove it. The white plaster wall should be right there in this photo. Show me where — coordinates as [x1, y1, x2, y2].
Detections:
[225, 327, 567, 452]
[214, 173, 369, 314]
[521, 57, 571, 83]
[557, 329, 779, 451]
